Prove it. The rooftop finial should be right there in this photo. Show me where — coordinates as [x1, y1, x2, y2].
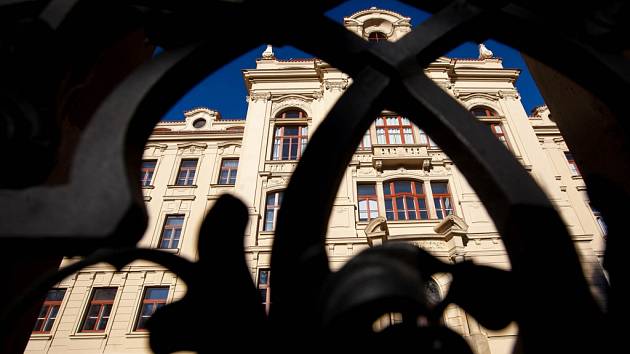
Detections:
[478, 43, 494, 59]
[262, 44, 275, 59]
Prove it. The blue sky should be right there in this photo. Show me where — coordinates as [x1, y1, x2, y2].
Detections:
[161, 0, 544, 121]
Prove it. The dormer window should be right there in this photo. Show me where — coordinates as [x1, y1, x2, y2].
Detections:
[368, 32, 387, 42]
[276, 109, 307, 119]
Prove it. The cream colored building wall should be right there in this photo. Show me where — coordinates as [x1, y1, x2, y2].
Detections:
[26, 7, 607, 354]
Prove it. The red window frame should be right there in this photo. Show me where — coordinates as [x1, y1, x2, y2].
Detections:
[383, 180, 428, 221]
[276, 109, 307, 119]
[470, 106, 498, 117]
[32, 289, 66, 334]
[489, 123, 509, 148]
[159, 215, 184, 249]
[357, 184, 379, 221]
[175, 159, 197, 185]
[140, 160, 157, 187]
[375, 116, 415, 145]
[368, 32, 387, 42]
[218, 159, 239, 185]
[80, 288, 116, 333]
[565, 152, 580, 176]
[431, 182, 453, 219]
[257, 269, 271, 313]
[272, 125, 308, 160]
[357, 130, 372, 151]
[134, 287, 169, 331]
[263, 192, 283, 231]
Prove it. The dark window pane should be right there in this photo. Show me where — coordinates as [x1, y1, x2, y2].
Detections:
[46, 289, 66, 301]
[383, 183, 390, 195]
[136, 317, 148, 330]
[146, 288, 169, 300]
[87, 304, 100, 317]
[259, 270, 269, 285]
[181, 159, 197, 167]
[431, 182, 448, 194]
[358, 184, 376, 195]
[83, 318, 96, 331]
[93, 288, 116, 300]
[38, 305, 49, 317]
[395, 181, 411, 193]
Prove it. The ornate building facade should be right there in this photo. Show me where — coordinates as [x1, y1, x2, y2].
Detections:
[25, 8, 607, 354]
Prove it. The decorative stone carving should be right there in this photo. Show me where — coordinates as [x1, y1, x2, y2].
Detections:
[364, 216, 388, 247]
[262, 44, 275, 59]
[247, 92, 271, 102]
[434, 214, 469, 263]
[324, 78, 349, 91]
[271, 96, 311, 117]
[176, 142, 207, 154]
[478, 43, 494, 59]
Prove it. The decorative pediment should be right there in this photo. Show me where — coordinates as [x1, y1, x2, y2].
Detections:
[176, 142, 207, 154]
[217, 143, 241, 156]
[434, 214, 468, 235]
[271, 96, 312, 117]
[434, 215, 469, 262]
[144, 143, 167, 152]
[365, 216, 389, 247]
[454, 91, 500, 102]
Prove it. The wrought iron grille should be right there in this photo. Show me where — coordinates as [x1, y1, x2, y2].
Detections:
[0, 0, 627, 353]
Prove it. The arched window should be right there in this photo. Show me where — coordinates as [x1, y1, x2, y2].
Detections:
[425, 278, 442, 307]
[470, 106, 510, 149]
[368, 31, 387, 42]
[470, 106, 498, 118]
[383, 180, 428, 221]
[276, 108, 307, 119]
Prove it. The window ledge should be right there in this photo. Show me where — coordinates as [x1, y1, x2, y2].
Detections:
[157, 248, 180, 254]
[166, 184, 198, 188]
[125, 331, 150, 338]
[571, 175, 583, 180]
[69, 333, 107, 339]
[142, 185, 155, 189]
[210, 183, 235, 188]
[259, 231, 275, 237]
[30, 333, 53, 341]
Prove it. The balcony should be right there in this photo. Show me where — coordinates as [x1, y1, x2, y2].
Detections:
[371, 144, 431, 171]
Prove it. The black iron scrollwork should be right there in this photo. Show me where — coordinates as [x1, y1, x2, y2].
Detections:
[1, 0, 626, 353]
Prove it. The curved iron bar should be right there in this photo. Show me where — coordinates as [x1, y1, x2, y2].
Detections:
[0, 0, 624, 352]
[0, 194, 264, 353]
[0, 10, 265, 252]
[272, 0, 604, 351]
[0, 248, 195, 345]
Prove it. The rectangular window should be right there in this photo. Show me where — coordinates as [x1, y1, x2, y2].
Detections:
[375, 116, 415, 145]
[218, 159, 239, 185]
[264, 192, 283, 231]
[565, 152, 580, 176]
[431, 182, 453, 219]
[383, 180, 428, 221]
[80, 288, 116, 332]
[134, 287, 169, 331]
[589, 203, 607, 237]
[358, 130, 372, 150]
[140, 160, 157, 187]
[357, 184, 378, 221]
[488, 123, 509, 148]
[257, 269, 271, 313]
[272, 126, 308, 160]
[176, 159, 197, 185]
[32, 289, 66, 333]
[159, 215, 184, 249]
